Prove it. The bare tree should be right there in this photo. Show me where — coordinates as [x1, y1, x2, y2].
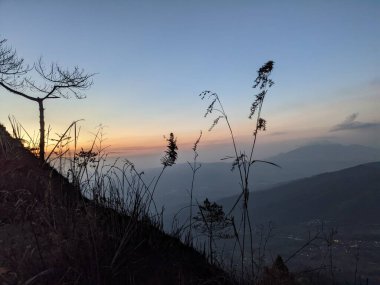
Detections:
[0, 39, 28, 82]
[0, 39, 94, 162]
[193, 198, 233, 264]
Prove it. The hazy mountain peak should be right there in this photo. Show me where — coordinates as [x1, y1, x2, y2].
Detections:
[271, 143, 380, 162]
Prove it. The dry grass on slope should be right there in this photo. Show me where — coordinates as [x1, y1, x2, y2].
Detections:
[0, 124, 232, 285]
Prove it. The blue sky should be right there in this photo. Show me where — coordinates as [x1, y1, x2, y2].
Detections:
[0, 0, 379, 167]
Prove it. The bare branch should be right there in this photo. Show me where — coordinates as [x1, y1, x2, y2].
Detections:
[0, 39, 29, 85]
[0, 81, 38, 102]
[31, 58, 94, 100]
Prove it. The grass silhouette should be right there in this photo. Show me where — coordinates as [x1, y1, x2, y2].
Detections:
[199, 61, 279, 282]
[0, 123, 232, 284]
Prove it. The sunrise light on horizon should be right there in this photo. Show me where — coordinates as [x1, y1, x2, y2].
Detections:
[1, 0, 379, 168]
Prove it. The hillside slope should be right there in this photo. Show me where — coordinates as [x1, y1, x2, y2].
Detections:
[0, 124, 231, 285]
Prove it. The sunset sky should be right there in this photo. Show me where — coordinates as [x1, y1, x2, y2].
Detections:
[0, 0, 379, 168]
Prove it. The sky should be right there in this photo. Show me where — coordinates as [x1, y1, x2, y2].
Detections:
[0, 0, 379, 168]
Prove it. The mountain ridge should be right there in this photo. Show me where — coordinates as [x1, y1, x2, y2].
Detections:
[147, 143, 380, 212]
[219, 161, 380, 226]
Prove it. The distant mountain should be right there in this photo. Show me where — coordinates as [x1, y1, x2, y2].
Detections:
[147, 144, 380, 211]
[216, 162, 380, 282]
[274, 144, 380, 162]
[219, 161, 380, 226]
[146, 162, 241, 209]
[244, 143, 380, 189]
[149, 145, 380, 281]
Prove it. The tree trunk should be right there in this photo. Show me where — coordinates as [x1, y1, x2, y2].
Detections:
[38, 99, 45, 162]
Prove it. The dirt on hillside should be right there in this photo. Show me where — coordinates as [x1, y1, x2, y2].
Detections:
[0, 124, 233, 285]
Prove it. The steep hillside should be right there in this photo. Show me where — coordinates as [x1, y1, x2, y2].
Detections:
[0, 124, 232, 285]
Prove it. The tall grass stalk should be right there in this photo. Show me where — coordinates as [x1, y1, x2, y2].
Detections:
[199, 61, 277, 282]
[185, 131, 202, 245]
[8, 115, 39, 156]
[147, 132, 178, 216]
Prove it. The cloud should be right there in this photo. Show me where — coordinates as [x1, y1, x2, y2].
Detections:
[268, 131, 288, 136]
[330, 113, 380, 132]
[369, 77, 380, 88]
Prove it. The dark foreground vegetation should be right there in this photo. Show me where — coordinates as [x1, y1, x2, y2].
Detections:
[0, 124, 234, 285]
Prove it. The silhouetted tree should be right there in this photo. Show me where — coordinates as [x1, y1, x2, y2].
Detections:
[258, 255, 297, 285]
[193, 198, 233, 264]
[0, 39, 94, 161]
